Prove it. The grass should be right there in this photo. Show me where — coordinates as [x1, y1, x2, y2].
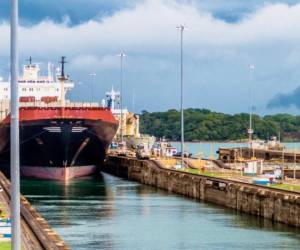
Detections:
[0, 241, 11, 250]
[269, 183, 300, 192]
[180, 168, 226, 178]
[179, 168, 300, 193]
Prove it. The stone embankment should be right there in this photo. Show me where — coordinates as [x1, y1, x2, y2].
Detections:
[103, 155, 300, 227]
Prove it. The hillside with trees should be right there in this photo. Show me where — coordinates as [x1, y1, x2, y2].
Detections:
[139, 109, 300, 141]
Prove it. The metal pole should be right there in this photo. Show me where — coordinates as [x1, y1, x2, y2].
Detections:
[120, 53, 123, 143]
[177, 25, 185, 168]
[282, 149, 285, 180]
[10, 0, 21, 249]
[294, 148, 296, 180]
[248, 64, 254, 151]
[181, 27, 184, 168]
[118, 52, 126, 144]
[89, 73, 96, 103]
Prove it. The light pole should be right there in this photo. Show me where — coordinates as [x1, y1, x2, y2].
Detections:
[294, 148, 296, 180]
[11, 0, 21, 249]
[177, 24, 186, 168]
[89, 72, 96, 103]
[118, 52, 126, 143]
[248, 64, 255, 154]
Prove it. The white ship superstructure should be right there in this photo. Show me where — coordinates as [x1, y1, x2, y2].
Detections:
[105, 87, 156, 149]
[0, 59, 74, 102]
[105, 87, 139, 137]
[0, 58, 74, 120]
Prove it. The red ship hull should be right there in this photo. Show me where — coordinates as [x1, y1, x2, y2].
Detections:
[0, 107, 118, 180]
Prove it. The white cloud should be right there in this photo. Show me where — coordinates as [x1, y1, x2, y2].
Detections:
[1, 1, 300, 57]
[1, 0, 300, 112]
[69, 54, 119, 71]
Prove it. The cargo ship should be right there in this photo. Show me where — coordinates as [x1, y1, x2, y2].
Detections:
[0, 57, 118, 180]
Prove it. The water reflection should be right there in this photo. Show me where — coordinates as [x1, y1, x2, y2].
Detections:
[21, 173, 300, 250]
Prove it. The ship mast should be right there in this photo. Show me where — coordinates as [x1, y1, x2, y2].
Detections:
[26, 56, 32, 65]
[58, 56, 67, 111]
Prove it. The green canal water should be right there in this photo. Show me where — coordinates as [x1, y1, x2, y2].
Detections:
[21, 173, 300, 250]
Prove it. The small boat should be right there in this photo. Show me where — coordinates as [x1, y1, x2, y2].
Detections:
[252, 177, 269, 185]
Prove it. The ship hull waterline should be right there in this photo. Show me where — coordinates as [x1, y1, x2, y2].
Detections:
[0, 117, 118, 181]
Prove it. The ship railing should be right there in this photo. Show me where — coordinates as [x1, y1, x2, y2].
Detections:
[18, 101, 104, 108]
[0, 100, 109, 121]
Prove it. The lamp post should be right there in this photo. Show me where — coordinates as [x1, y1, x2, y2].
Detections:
[294, 148, 296, 180]
[89, 72, 96, 103]
[11, 0, 21, 249]
[248, 64, 255, 156]
[118, 52, 126, 143]
[176, 24, 186, 168]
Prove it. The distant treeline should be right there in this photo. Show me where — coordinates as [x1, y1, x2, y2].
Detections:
[139, 109, 300, 142]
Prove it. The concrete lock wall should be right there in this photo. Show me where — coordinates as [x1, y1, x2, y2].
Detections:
[103, 156, 300, 228]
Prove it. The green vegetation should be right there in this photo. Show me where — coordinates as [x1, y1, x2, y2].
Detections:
[0, 242, 11, 250]
[269, 183, 300, 192]
[140, 109, 300, 141]
[180, 168, 226, 178]
[179, 168, 300, 193]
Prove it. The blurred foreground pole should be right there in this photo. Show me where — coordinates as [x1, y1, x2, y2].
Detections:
[10, 0, 21, 249]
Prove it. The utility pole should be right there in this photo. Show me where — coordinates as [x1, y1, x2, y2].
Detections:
[118, 52, 126, 143]
[282, 149, 285, 180]
[177, 24, 186, 168]
[89, 72, 96, 103]
[248, 64, 255, 151]
[294, 148, 296, 180]
[11, 0, 21, 249]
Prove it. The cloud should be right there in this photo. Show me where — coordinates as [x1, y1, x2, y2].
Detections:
[1, 1, 300, 58]
[267, 87, 300, 109]
[2, 1, 300, 113]
[69, 54, 119, 71]
[0, 0, 140, 25]
[0, 0, 298, 25]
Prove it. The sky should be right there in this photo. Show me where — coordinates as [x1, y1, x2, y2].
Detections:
[1, 0, 300, 114]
